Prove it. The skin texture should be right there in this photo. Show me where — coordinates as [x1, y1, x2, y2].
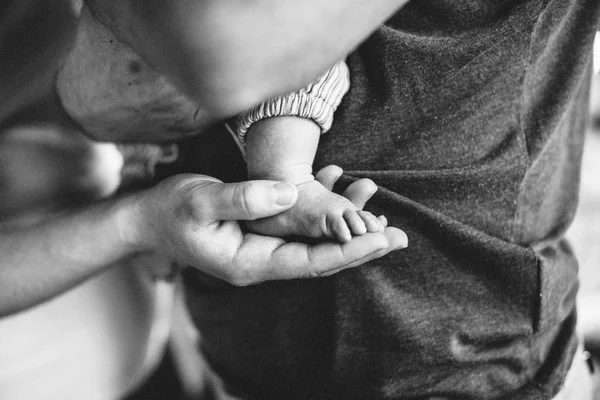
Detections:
[85, 0, 410, 118]
[57, 6, 211, 142]
[246, 117, 384, 242]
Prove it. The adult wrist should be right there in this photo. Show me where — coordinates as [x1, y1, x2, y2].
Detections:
[114, 191, 154, 253]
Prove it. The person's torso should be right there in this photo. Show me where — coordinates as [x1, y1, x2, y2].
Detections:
[184, 1, 600, 399]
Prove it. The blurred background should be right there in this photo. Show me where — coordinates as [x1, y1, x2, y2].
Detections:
[567, 31, 600, 399]
[570, 31, 600, 307]
[571, 33, 600, 298]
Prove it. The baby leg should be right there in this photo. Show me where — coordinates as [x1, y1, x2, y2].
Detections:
[246, 179, 384, 242]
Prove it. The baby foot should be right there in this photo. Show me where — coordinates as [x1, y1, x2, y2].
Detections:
[246, 180, 384, 242]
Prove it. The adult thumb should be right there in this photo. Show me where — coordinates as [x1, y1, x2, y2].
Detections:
[209, 180, 298, 221]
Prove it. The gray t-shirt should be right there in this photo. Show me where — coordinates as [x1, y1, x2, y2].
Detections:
[183, 0, 600, 398]
[2, 0, 596, 398]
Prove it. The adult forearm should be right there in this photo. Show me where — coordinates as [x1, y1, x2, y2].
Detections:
[87, 0, 409, 118]
[0, 194, 140, 317]
[0, 171, 407, 317]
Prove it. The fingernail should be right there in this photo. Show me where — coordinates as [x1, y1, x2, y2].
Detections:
[273, 182, 297, 205]
[389, 231, 408, 250]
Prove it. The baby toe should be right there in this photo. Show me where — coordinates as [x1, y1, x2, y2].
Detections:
[358, 210, 384, 233]
[377, 215, 388, 228]
[343, 209, 367, 236]
[327, 213, 353, 243]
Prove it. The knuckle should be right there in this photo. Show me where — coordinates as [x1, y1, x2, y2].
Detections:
[342, 207, 358, 217]
[169, 178, 210, 222]
[233, 183, 260, 216]
[177, 195, 204, 222]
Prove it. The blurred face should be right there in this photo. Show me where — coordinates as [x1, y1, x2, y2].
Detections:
[0, 126, 122, 221]
[57, 6, 209, 143]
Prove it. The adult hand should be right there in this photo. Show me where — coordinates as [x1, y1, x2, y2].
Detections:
[132, 171, 407, 286]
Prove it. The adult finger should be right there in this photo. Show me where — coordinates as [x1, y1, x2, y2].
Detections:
[316, 226, 408, 277]
[342, 178, 378, 209]
[314, 165, 343, 191]
[261, 227, 408, 281]
[201, 179, 298, 221]
[188, 225, 407, 286]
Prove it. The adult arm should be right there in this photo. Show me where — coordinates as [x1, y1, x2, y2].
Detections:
[0, 158, 406, 317]
[86, 0, 410, 118]
[0, 192, 140, 316]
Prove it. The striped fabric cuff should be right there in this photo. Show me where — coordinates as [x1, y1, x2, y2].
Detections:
[234, 60, 350, 143]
